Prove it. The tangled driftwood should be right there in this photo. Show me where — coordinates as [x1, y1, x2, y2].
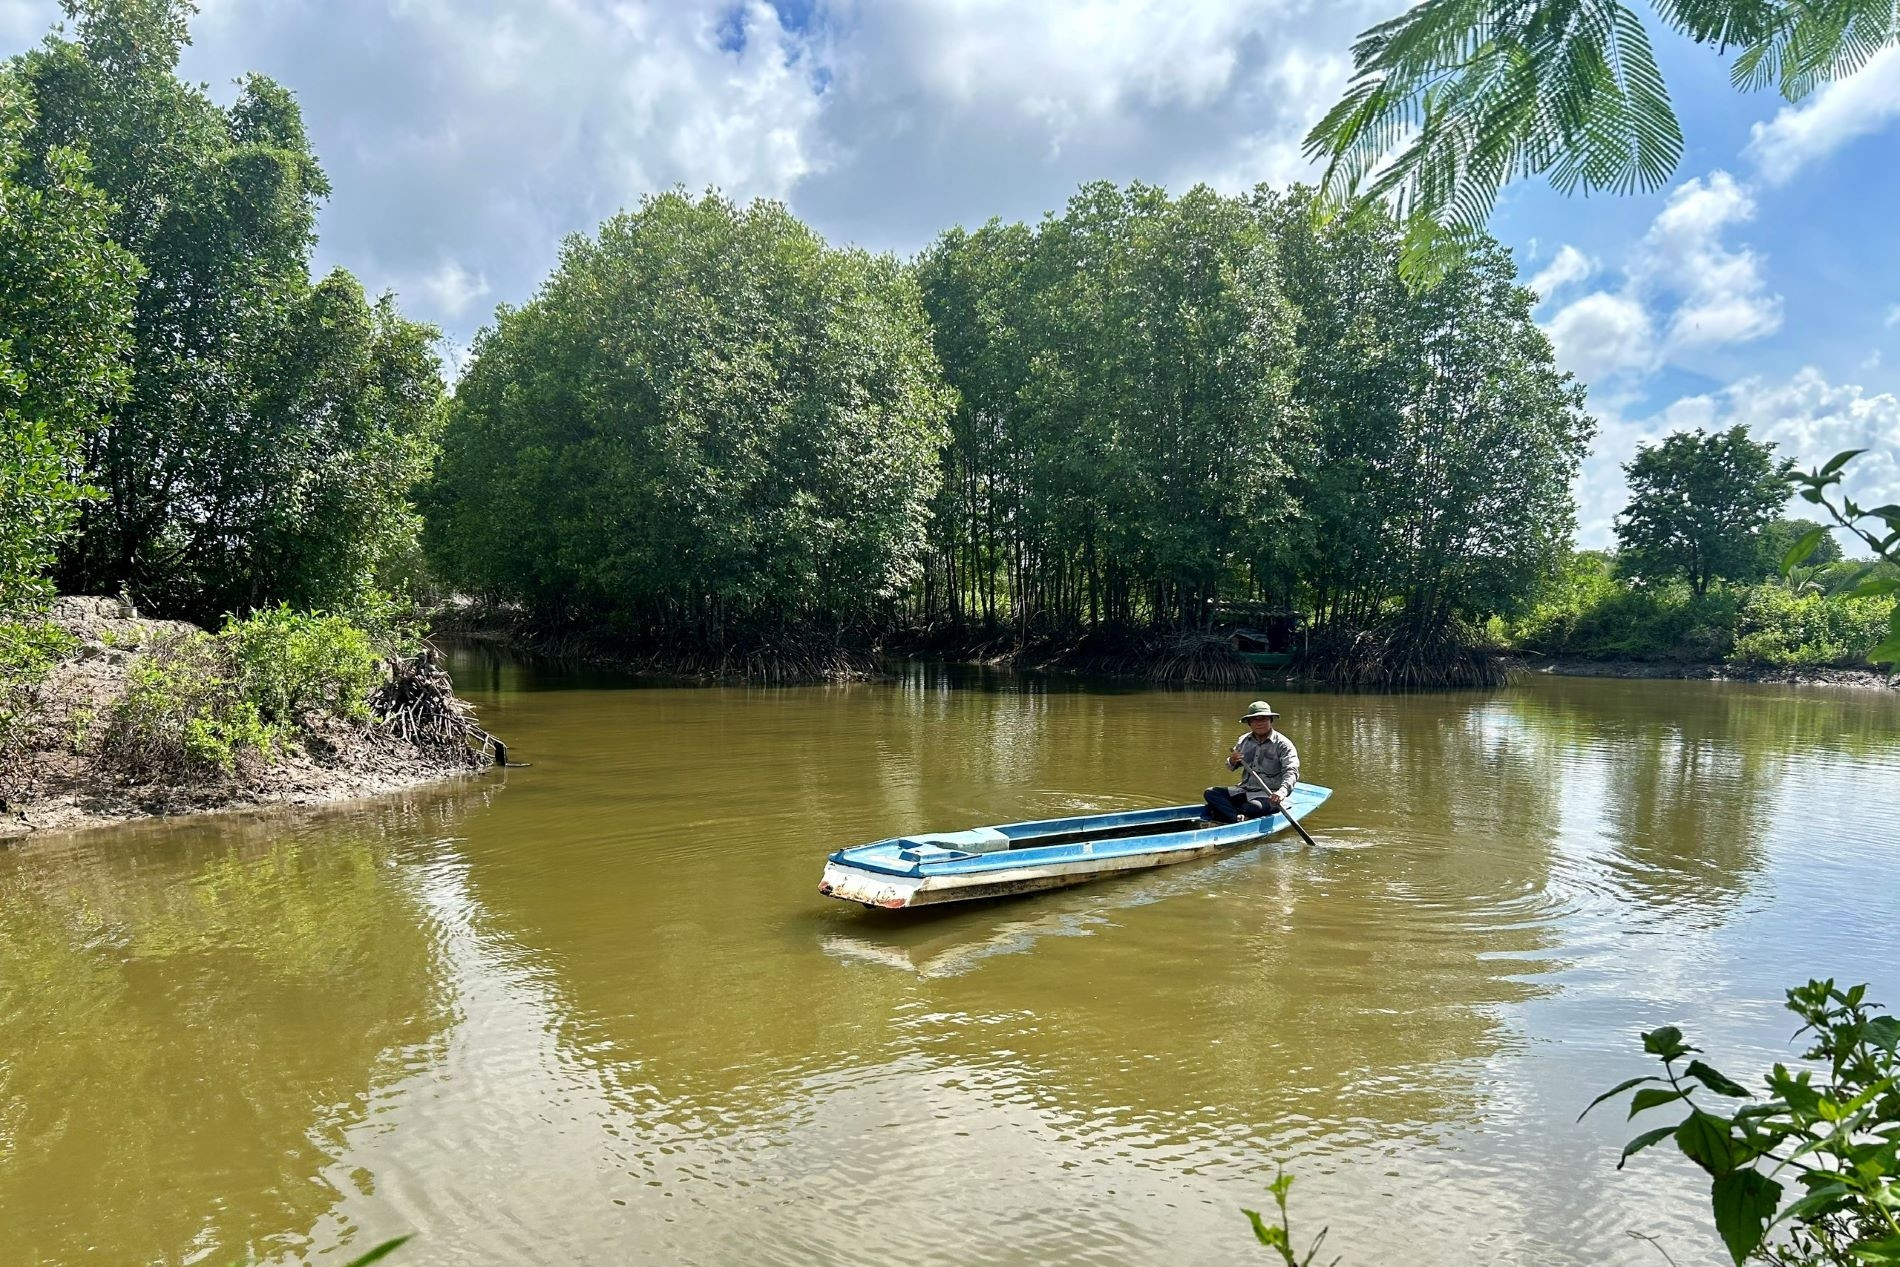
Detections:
[369, 649, 505, 766]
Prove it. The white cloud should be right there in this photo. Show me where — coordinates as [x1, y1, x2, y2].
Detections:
[1571, 400, 1654, 548]
[1544, 292, 1655, 381]
[1748, 46, 1900, 184]
[1527, 244, 1593, 304]
[381, 0, 827, 208]
[414, 260, 491, 318]
[795, 1, 1368, 250]
[866, 0, 1251, 120]
[1573, 368, 1900, 553]
[1539, 171, 1780, 386]
[0, 0, 1375, 341]
[1886, 305, 1900, 329]
[1724, 368, 1900, 476]
[1638, 172, 1781, 351]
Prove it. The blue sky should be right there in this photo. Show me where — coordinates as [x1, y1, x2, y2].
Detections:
[4, 0, 1897, 550]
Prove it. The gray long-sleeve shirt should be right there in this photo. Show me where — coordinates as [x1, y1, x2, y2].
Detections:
[1231, 729, 1299, 799]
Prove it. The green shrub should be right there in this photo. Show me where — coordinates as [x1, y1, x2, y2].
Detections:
[1514, 571, 1740, 661]
[1510, 551, 1620, 650]
[0, 617, 74, 754]
[1588, 980, 1900, 1266]
[1505, 550, 1900, 666]
[102, 631, 283, 779]
[223, 605, 379, 724]
[101, 608, 387, 781]
[1729, 586, 1897, 667]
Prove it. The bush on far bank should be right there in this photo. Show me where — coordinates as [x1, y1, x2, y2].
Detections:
[1731, 586, 1897, 667]
[1512, 551, 1899, 668]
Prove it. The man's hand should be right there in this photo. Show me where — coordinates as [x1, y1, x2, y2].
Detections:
[1228, 744, 1244, 770]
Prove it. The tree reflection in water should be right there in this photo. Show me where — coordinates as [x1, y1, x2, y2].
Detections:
[0, 783, 492, 1266]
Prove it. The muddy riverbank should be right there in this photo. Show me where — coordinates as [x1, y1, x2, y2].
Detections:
[0, 598, 488, 842]
[1522, 654, 1899, 689]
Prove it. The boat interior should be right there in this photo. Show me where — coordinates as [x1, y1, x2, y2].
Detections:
[1012, 815, 1215, 849]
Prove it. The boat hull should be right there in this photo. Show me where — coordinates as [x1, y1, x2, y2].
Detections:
[819, 785, 1330, 910]
[820, 839, 1232, 909]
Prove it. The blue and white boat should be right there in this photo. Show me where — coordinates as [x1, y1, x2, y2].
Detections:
[819, 783, 1332, 909]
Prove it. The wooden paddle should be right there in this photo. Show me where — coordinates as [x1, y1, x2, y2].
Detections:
[1235, 762, 1317, 848]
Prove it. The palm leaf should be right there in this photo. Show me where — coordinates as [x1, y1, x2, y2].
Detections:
[1307, 0, 1894, 244]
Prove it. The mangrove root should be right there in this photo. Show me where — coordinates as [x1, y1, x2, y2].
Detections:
[369, 649, 502, 765]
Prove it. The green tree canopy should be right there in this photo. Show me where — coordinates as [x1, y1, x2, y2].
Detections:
[915, 182, 1298, 632]
[911, 181, 1591, 665]
[1759, 515, 1843, 575]
[1264, 189, 1594, 640]
[11, 0, 443, 622]
[425, 190, 952, 647]
[0, 69, 137, 616]
[1615, 425, 1792, 596]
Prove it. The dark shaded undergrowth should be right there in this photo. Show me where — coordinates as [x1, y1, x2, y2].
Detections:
[433, 603, 887, 684]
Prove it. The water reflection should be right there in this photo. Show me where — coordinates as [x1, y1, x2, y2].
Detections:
[0, 666, 1895, 1267]
[0, 784, 493, 1267]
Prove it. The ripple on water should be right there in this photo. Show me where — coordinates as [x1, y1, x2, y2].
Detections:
[10, 671, 1900, 1267]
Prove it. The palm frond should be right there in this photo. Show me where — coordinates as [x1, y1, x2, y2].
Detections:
[1306, 0, 1681, 236]
[1651, 0, 1781, 50]
[1306, 0, 1896, 255]
[1728, 0, 1899, 102]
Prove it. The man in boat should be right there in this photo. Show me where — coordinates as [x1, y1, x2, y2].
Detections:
[1203, 700, 1299, 824]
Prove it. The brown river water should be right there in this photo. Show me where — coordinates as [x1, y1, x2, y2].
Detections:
[3, 652, 1898, 1267]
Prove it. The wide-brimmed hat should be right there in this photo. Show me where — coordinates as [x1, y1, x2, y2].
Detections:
[1239, 700, 1280, 721]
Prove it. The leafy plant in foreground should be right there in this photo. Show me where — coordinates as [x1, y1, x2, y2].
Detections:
[1243, 1167, 1339, 1266]
[1585, 980, 1900, 1265]
[1783, 452, 1900, 666]
[227, 1234, 410, 1267]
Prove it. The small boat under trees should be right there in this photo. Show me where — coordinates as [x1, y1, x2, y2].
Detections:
[818, 785, 1332, 909]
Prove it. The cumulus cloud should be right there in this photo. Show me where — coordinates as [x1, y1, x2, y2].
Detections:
[792, 0, 1364, 250]
[413, 260, 492, 319]
[1748, 46, 1900, 184]
[1639, 172, 1780, 350]
[1527, 244, 1593, 304]
[1, 0, 1377, 343]
[1543, 292, 1655, 382]
[1539, 171, 1780, 385]
[1723, 368, 1900, 482]
[1573, 368, 1900, 553]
